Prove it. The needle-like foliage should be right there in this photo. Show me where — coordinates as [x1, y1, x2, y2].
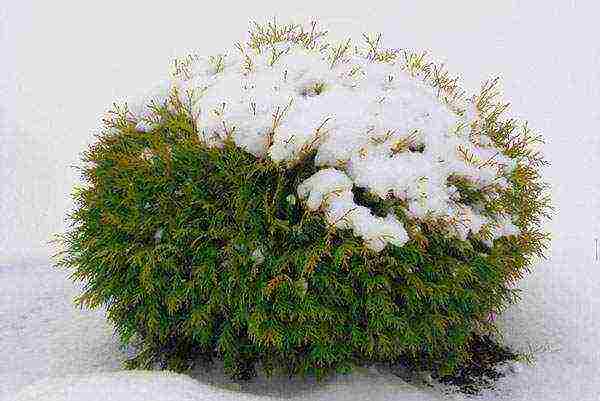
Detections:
[49, 19, 551, 385]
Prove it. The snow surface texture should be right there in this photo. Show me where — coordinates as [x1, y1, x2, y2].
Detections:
[3, 253, 600, 401]
[12, 371, 220, 401]
[127, 39, 519, 252]
[3, 1, 600, 400]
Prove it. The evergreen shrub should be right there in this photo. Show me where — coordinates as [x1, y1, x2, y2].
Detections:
[50, 19, 552, 382]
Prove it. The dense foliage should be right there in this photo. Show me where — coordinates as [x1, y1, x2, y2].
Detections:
[50, 20, 551, 383]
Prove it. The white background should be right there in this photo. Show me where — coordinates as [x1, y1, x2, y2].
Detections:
[2, 1, 600, 400]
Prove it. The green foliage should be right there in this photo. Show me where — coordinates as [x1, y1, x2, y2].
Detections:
[50, 19, 551, 384]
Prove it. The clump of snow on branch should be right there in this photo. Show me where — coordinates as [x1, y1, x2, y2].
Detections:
[124, 23, 520, 252]
[297, 168, 409, 251]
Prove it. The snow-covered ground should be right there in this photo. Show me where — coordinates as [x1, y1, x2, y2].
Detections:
[2, 1, 599, 400]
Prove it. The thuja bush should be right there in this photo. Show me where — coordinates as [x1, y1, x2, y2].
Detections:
[50, 19, 551, 383]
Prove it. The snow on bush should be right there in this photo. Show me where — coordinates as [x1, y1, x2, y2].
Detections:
[127, 22, 524, 253]
[52, 18, 551, 384]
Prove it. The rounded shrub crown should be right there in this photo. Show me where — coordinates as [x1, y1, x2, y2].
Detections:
[51, 19, 551, 382]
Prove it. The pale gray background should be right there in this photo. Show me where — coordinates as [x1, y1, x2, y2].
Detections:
[1, 1, 600, 400]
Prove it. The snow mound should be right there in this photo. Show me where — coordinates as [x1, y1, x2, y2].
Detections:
[126, 36, 519, 251]
[12, 371, 258, 401]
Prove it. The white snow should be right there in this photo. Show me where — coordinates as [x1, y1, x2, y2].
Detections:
[297, 168, 409, 251]
[2, 1, 599, 401]
[251, 248, 265, 264]
[126, 34, 518, 252]
[12, 371, 222, 401]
